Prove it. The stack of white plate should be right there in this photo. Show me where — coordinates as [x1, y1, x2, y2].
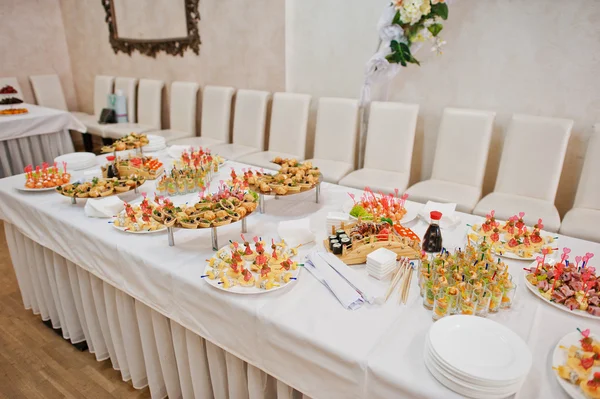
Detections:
[425, 315, 532, 399]
[143, 135, 166, 152]
[366, 248, 397, 280]
[54, 152, 96, 171]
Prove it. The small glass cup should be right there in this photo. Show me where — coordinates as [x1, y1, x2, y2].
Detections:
[488, 286, 503, 313]
[423, 281, 437, 310]
[501, 283, 517, 309]
[433, 291, 450, 321]
[475, 289, 492, 317]
[459, 292, 477, 316]
[167, 181, 177, 196]
[177, 178, 187, 194]
[446, 286, 459, 315]
[186, 178, 195, 193]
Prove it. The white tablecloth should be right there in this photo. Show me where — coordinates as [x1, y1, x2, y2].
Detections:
[0, 151, 599, 399]
[0, 104, 84, 178]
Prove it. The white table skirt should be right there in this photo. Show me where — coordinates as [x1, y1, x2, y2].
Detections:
[0, 129, 74, 178]
[1, 154, 600, 399]
[4, 223, 308, 399]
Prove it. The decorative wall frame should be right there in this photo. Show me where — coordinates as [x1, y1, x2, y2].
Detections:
[102, 0, 201, 58]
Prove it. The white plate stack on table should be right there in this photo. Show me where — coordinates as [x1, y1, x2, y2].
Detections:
[54, 152, 96, 171]
[425, 315, 532, 399]
[366, 248, 397, 280]
[143, 135, 166, 152]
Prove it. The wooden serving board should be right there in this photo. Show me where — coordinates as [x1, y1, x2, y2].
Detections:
[324, 221, 421, 265]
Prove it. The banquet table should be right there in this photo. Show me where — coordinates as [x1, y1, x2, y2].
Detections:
[0, 104, 84, 178]
[0, 150, 598, 399]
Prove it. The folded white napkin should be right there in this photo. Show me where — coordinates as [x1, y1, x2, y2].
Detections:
[84, 196, 124, 218]
[305, 251, 364, 310]
[319, 252, 380, 304]
[277, 218, 316, 248]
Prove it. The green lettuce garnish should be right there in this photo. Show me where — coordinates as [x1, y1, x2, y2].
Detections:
[350, 205, 373, 220]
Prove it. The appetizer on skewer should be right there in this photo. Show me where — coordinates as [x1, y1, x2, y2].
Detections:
[347, 188, 409, 222]
[101, 133, 149, 153]
[24, 162, 70, 189]
[113, 195, 165, 232]
[555, 328, 600, 399]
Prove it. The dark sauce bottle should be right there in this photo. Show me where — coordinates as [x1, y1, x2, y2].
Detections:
[422, 211, 443, 253]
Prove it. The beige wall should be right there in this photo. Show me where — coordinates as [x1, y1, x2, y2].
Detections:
[59, 0, 286, 131]
[0, 0, 78, 109]
[286, 0, 600, 216]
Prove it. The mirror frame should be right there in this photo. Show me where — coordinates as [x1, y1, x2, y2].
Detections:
[101, 0, 201, 58]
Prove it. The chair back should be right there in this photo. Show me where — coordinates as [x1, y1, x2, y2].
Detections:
[29, 74, 68, 111]
[364, 101, 419, 173]
[494, 114, 573, 202]
[169, 81, 199, 135]
[573, 124, 600, 210]
[313, 97, 359, 165]
[268, 92, 311, 158]
[114, 77, 138, 123]
[200, 86, 235, 142]
[93, 76, 115, 118]
[232, 90, 270, 150]
[431, 107, 496, 188]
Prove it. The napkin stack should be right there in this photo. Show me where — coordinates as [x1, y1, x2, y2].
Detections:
[84, 196, 124, 218]
[305, 251, 379, 310]
[366, 248, 397, 280]
[277, 218, 315, 248]
[325, 212, 350, 235]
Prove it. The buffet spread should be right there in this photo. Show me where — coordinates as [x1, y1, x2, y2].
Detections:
[1, 133, 599, 399]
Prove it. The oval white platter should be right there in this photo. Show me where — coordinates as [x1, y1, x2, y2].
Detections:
[16, 186, 58, 192]
[552, 331, 600, 399]
[203, 244, 301, 295]
[523, 260, 599, 320]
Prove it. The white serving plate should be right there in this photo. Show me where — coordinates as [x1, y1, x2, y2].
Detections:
[203, 242, 301, 295]
[111, 220, 166, 234]
[16, 186, 58, 192]
[552, 331, 599, 399]
[523, 260, 600, 320]
[428, 315, 532, 383]
[54, 152, 97, 171]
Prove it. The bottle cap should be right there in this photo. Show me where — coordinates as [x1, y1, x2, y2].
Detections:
[430, 211, 442, 221]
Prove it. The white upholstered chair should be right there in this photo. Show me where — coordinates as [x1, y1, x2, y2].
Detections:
[305, 97, 359, 183]
[405, 108, 496, 213]
[104, 79, 164, 139]
[168, 86, 235, 148]
[560, 125, 600, 242]
[474, 114, 573, 232]
[151, 81, 199, 143]
[29, 74, 68, 110]
[210, 89, 270, 160]
[0, 77, 23, 101]
[238, 92, 311, 170]
[70, 75, 115, 137]
[339, 101, 418, 192]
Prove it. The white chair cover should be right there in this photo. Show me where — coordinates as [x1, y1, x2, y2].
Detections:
[201, 85, 235, 144]
[104, 79, 164, 139]
[114, 77, 138, 123]
[406, 107, 496, 212]
[210, 89, 270, 160]
[560, 124, 600, 241]
[0, 77, 23, 100]
[475, 114, 573, 231]
[306, 97, 359, 183]
[238, 92, 311, 169]
[29, 74, 68, 111]
[71, 75, 115, 137]
[339, 101, 418, 192]
[154, 81, 200, 144]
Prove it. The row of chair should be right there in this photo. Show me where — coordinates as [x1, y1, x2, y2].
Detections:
[15, 74, 600, 242]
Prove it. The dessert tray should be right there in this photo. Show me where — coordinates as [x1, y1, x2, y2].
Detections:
[524, 249, 598, 319]
[468, 210, 556, 260]
[203, 237, 301, 294]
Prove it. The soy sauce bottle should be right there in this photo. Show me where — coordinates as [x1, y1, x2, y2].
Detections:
[422, 211, 443, 254]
